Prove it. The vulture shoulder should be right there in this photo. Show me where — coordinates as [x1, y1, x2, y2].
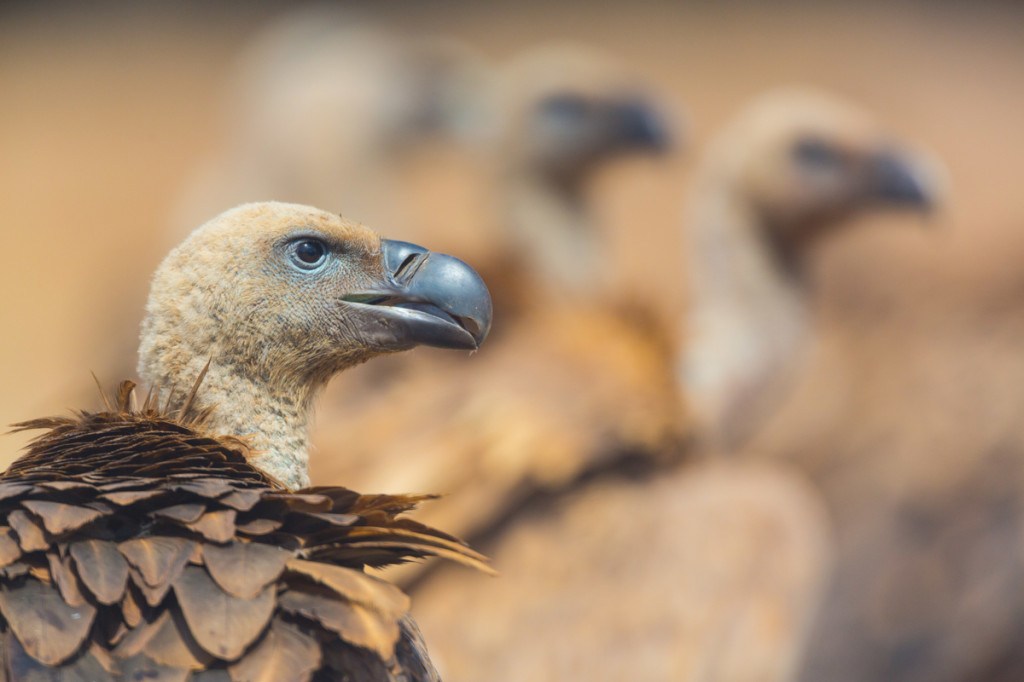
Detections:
[0, 382, 487, 681]
[412, 461, 832, 682]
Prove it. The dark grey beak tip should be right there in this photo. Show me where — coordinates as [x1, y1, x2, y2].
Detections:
[874, 149, 937, 209]
[377, 239, 493, 352]
[618, 99, 672, 153]
[418, 251, 493, 347]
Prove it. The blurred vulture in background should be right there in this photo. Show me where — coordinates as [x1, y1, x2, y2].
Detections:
[389, 89, 939, 682]
[682, 88, 941, 449]
[721, 118, 1024, 682]
[481, 44, 672, 309]
[171, 6, 491, 242]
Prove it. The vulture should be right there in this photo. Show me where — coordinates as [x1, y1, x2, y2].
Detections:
[172, 8, 490, 240]
[0, 202, 492, 680]
[311, 44, 678, 548]
[480, 43, 673, 311]
[682, 87, 941, 449]
[390, 90, 940, 681]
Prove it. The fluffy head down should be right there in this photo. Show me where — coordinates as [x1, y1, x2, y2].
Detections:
[140, 202, 385, 396]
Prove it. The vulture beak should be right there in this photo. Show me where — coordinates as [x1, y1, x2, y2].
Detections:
[613, 97, 672, 152]
[343, 239, 493, 351]
[868, 146, 940, 210]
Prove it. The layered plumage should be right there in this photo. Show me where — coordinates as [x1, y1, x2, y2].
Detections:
[0, 202, 493, 680]
[0, 386, 484, 680]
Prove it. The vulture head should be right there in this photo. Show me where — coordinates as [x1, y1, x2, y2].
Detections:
[700, 88, 941, 263]
[230, 10, 490, 171]
[496, 44, 675, 299]
[139, 202, 491, 488]
[683, 88, 942, 448]
[501, 44, 672, 196]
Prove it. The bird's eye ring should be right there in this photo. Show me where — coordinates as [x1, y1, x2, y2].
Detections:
[288, 238, 329, 271]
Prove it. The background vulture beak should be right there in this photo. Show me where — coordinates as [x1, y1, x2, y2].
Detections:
[613, 97, 673, 152]
[344, 239, 493, 351]
[868, 146, 941, 210]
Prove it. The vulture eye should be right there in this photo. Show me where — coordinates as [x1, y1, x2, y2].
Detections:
[289, 238, 329, 271]
[792, 137, 842, 169]
[540, 94, 590, 122]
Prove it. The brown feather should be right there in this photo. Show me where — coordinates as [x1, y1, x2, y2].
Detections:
[0, 529, 23, 568]
[186, 510, 237, 544]
[283, 559, 409, 617]
[172, 566, 276, 660]
[201, 543, 290, 600]
[46, 551, 86, 608]
[279, 589, 398, 659]
[226, 620, 320, 682]
[114, 610, 212, 670]
[0, 578, 96, 666]
[69, 540, 130, 605]
[21, 502, 103, 536]
[119, 537, 196, 588]
[7, 512, 48, 554]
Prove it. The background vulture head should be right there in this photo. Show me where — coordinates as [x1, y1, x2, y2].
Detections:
[705, 88, 943, 263]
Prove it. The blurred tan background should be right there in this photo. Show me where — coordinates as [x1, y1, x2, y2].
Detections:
[1, 1, 1023, 680]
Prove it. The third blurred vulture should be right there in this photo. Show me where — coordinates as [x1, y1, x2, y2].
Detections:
[682, 88, 940, 449]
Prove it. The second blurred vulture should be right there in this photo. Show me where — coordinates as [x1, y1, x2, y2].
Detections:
[312, 43, 679, 545]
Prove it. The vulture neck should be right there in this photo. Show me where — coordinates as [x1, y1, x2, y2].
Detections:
[683, 180, 810, 448]
[501, 168, 603, 300]
[144, 353, 317, 490]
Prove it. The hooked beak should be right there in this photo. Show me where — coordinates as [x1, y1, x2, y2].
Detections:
[342, 239, 492, 351]
[613, 97, 673, 153]
[869, 146, 941, 210]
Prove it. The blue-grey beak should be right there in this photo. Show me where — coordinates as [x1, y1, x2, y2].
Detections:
[614, 98, 672, 152]
[342, 239, 492, 351]
[871, 147, 936, 208]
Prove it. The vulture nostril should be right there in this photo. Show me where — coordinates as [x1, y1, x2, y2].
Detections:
[393, 252, 427, 283]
